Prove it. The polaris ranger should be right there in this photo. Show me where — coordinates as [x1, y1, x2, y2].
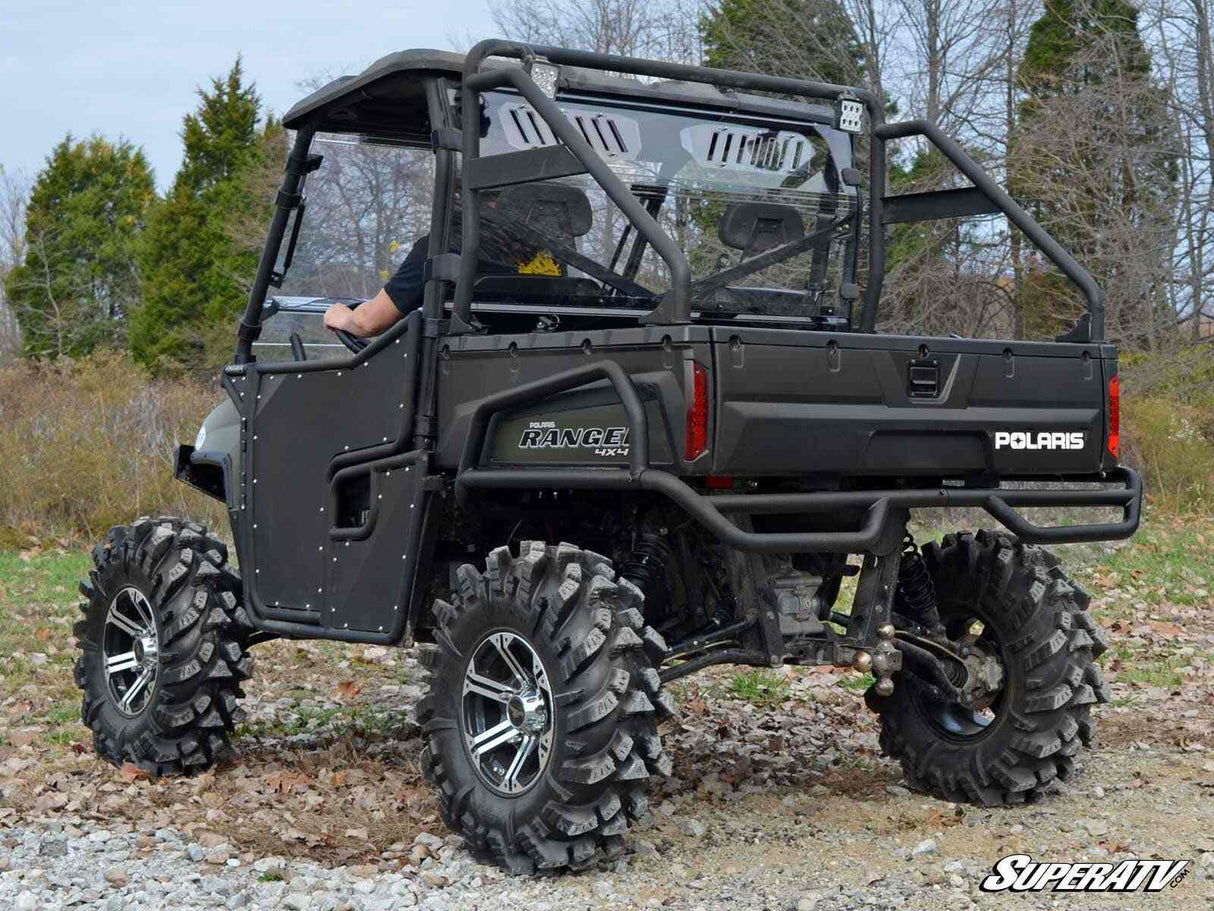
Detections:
[74, 40, 1141, 873]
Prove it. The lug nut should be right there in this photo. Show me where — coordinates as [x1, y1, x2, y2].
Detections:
[853, 651, 873, 673]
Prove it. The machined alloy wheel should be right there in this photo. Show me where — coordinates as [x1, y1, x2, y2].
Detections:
[461, 631, 554, 795]
[419, 542, 677, 873]
[75, 517, 253, 776]
[102, 587, 160, 716]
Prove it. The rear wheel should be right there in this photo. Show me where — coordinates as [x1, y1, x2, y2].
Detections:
[868, 530, 1110, 805]
[418, 542, 675, 873]
[74, 517, 252, 776]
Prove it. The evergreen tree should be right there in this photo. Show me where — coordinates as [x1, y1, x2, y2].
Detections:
[3, 137, 154, 358]
[1011, 0, 1177, 341]
[700, 0, 865, 86]
[131, 57, 275, 372]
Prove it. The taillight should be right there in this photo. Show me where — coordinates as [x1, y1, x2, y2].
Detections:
[1107, 374, 1120, 460]
[685, 360, 709, 461]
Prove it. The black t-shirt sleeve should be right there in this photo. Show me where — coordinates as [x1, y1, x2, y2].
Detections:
[383, 236, 429, 314]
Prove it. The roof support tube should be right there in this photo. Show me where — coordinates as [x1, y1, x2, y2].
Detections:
[235, 126, 315, 365]
[872, 120, 1104, 343]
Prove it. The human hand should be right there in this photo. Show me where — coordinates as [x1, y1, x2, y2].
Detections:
[323, 303, 358, 334]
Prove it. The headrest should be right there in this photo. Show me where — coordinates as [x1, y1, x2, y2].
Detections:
[497, 182, 593, 239]
[719, 203, 805, 257]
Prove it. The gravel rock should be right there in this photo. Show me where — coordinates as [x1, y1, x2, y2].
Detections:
[679, 818, 707, 838]
[103, 867, 129, 887]
[912, 838, 939, 858]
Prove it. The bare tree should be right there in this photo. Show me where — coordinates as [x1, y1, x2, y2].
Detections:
[4, 229, 100, 359]
[1142, 0, 1214, 341]
[0, 167, 29, 361]
[490, 0, 703, 61]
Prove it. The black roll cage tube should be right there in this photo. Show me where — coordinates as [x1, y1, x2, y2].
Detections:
[235, 39, 1108, 362]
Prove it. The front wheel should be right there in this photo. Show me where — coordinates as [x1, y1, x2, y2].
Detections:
[418, 542, 675, 873]
[74, 517, 252, 776]
[868, 530, 1110, 806]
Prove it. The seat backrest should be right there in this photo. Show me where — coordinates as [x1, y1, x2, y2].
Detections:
[497, 182, 594, 245]
[719, 203, 805, 258]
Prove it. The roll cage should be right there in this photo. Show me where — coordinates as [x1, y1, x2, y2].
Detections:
[236, 40, 1106, 367]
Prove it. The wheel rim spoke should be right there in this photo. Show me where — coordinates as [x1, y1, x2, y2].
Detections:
[489, 633, 530, 688]
[105, 651, 140, 676]
[471, 719, 518, 756]
[119, 667, 153, 712]
[501, 735, 536, 792]
[465, 670, 514, 703]
[128, 591, 155, 629]
[107, 607, 146, 639]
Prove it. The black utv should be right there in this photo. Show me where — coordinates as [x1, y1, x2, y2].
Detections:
[74, 40, 1141, 873]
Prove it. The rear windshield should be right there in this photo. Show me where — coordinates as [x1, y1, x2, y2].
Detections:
[472, 88, 860, 318]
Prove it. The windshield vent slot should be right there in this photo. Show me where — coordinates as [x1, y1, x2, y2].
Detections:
[683, 124, 812, 175]
[502, 104, 557, 149]
[570, 113, 631, 158]
[498, 103, 641, 160]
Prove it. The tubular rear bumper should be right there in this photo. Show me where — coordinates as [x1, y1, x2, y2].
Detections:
[459, 465, 1141, 552]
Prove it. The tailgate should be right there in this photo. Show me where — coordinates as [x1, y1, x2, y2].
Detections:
[710, 327, 1115, 479]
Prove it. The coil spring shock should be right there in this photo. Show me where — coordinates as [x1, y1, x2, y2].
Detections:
[619, 532, 671, 600]
[896, 532, 940, 630]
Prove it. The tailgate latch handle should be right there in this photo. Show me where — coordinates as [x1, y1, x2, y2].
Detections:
[907, 358, 940, 398]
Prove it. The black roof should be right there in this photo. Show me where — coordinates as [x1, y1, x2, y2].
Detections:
[282, 47, 835, 136]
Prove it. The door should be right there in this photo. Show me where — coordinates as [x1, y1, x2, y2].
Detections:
[240, 313, 427, 638]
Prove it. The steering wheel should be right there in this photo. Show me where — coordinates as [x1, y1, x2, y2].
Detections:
[331, 300, 370, 354]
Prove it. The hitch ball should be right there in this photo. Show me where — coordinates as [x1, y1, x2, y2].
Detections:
[853, 651, 873, 673]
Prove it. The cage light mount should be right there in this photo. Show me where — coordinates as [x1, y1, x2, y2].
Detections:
[524, 55, 561, 99]
[835, 93, 864, 134]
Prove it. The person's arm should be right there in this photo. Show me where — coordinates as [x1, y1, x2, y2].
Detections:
[322, 291, 401, 337]
[323, 237, 429, 338]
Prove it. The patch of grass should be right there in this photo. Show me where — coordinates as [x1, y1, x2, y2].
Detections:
[727, 669, 790, 708]
[44, 703, 80, 726]
[258, 872, 284, 883]
[1115, 652, 1189, 690]
[1082, 517, 1212, 610]
[838, 672, 875, 692]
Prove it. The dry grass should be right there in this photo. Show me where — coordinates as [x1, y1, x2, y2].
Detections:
[0, 352, 226, 540]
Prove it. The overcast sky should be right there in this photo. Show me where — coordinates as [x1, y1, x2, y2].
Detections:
[0, 0, 498, 189]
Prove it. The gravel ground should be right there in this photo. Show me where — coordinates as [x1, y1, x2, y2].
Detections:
[3, 669, 1213, 911]
[3, 527, 1214, 909]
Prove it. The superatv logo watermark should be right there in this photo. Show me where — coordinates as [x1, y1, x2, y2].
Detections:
[980, 854, 1189, 893]
[519, 421, 630, 457]
[994, 430, 1085, 450]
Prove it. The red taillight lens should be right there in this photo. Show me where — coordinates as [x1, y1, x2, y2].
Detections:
[685, 360, 709, 461]
[1107, 374, 1120, 460]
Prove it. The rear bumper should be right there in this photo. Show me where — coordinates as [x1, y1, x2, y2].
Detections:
[458, 465, 1142, 552]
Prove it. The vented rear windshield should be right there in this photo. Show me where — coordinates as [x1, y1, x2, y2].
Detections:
[473, 88, 860, 319]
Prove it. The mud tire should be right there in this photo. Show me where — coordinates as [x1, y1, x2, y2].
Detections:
[418, 542, 675, 873]
[868, 530, 1109, 806]
[74, 517, 251, 776]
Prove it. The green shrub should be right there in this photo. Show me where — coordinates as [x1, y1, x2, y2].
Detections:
[0, 352, 226, 540]
[1123, 395, 1214, 514]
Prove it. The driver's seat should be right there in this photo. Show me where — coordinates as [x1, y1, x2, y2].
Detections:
[719, 202, 805, 258]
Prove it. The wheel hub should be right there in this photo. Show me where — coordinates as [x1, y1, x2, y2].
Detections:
[102, 587, 159, 717]
[461, 631, 554, 795]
